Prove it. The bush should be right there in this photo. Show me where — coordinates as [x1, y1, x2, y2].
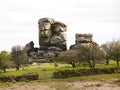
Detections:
[0, 73, 39, 82]
[0, 76, 15, 82]
[52, 67, 120, 78]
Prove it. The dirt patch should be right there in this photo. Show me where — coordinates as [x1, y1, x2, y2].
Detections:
[67, 81, 120, 90]
[0, 80, 120, 90]
[0, 84, 56, 90]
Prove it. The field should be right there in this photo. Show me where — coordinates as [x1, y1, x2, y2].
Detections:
[0, 61, 120, 90]
[0, 60, 118, 78]
[0, 63, 72, 79]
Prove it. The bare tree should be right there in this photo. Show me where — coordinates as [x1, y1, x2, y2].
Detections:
[101, 40, 118, 65]
[101, 40, 120, 65]
[109, 43, 120, 67]
[11, 45, 26, 70]
[78, 43, 104, 68]
[57, 50, 79, 68]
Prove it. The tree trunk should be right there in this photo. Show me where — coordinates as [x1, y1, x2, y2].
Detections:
[106, 59, 109, 65]
[16, 65, 19, 70]
[116, 59, 119, 67]
[92, 60, 95, 68]
[3, 67, 6, 72]
[88, 61, 92, 68]
[70, 62, 76, 68]
[88, 60, 95, 69]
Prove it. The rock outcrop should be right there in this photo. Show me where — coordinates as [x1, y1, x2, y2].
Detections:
[38, 18, 67, 51]
[24, 41, 38, 56]
[70, 33, 98, 50]
[24, 18, 101, 63]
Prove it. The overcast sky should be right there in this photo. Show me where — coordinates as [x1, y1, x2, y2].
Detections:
[0, 0, 120, 51]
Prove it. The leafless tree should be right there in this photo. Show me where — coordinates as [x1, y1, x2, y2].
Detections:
[11, 45, 26, 70]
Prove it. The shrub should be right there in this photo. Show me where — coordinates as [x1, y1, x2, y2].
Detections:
[52, 67, 120, 78]
[0, 73, 39, 82]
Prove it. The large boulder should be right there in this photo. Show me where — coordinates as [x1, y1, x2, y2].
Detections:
[24, 41, 34, 52]
[50, 35, 64, 44]
[38, 18, 53, 47]
[76, 33, 92, 43]
[38, 18, 67, 51]
[70, 43, 91, 50]
[52, 21, 67, 33]
[24, 41, 38, 56]
[70, 33, 98, 50]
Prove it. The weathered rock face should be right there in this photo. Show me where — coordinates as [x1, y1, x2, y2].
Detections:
[76, 34, 92, 43]
[24, 41, 38, 56]
[70, 33, 98, 50]
[38, 18, 67, 51]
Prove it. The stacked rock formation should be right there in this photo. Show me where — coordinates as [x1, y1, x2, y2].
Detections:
[70, 33, 98, 50]
[38, 18, 67, 51]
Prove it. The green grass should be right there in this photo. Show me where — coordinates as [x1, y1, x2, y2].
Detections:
[0, 60, 119, 79]
[95, 60, 118, 68]
[0, 63, 72, 78]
